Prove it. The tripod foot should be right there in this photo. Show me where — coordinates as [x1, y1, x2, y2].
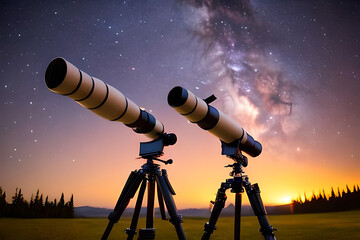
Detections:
[138, 228, 156, 240]
[125, 228, 137, 239]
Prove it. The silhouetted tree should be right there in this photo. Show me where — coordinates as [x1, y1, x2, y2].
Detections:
[51, 198, 58, 217]
[58, 193, 65, 217]
[44, 196, 50, 217]
[0, 187, 74, 218]
[330, 188, 336, 199]
[337, 187, 342, 198]
[33, 190, 43, 217]
[292, 184, 360, 214]
[346, 185, 351, 194]
[0, 187, 7, 216]
[11, 188, 28, 217]
[58, 193, 65, 208]
[65, 194, 74, 218]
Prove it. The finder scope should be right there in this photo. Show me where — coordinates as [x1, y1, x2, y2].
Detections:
[167, 86, 262, 157]
[45, 57, 164, 139]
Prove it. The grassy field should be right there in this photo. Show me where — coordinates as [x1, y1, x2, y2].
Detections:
[1, 210, 360, 239]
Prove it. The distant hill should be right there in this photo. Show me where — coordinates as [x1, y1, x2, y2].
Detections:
[75, 206, 113, 218]
[74, 204, 291, 218]
[74, 206, 210, 218]
[267, 204, 292, 215]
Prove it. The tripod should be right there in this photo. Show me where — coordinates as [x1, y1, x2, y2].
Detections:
[101, 135, 186, 240]
[202, 144, 276, 240]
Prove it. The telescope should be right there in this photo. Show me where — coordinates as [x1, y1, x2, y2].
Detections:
[45, 57, 164, 140]
[168, 87, 276, 240]
[167, 86, 262, 158]
[45, 58, 186, 240]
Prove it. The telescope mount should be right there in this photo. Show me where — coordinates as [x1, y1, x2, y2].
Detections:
[101, 134, 186, 240]
[201, 140, 276, 240]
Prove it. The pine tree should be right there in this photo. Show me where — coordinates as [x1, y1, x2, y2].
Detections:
[35, 190, 39, 204]
[346, 185, 351, 194]
[44, 196, 50, 217]
[30, 194, 34, 208]
[39, 194, 44, 217]
[40, 194, 43, 206]
[58, 193, 65, 208]
[33, 190, 41, 217]
[322, 189, 327, 200]
[311, 191, 316, 201]
[330, 187, 336, 199]
[12, 188, 18, 204]
[58, 193, 65, 217]
[317, 190, 323, 200]
[69, 194, 73, 209]
[341, 189, 346, 197]
[337, 187, 341, 198]
[65, 194, 74, 218]
[11, 188, 27, 217]
[0, 187, 7, 217]
[29, 194, 35, 217]
[53, 198, 57, 217]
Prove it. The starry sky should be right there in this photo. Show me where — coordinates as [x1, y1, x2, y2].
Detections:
[1, 0, 360, 209]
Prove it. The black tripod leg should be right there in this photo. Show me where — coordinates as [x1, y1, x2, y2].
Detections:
[146, 175, 156, 229]
[138, 174, 156, 240]
[101, 171, 144, 240]
[125, 179, 147, 240]
[202, 183, 228, 240]
[234, 192, 242, 240]
[156, 180, 167, 220]
[156, 172, 187, 240]
[244, 178, 276, 240]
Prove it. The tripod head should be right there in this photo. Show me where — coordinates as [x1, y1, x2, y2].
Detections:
[221, 140, 248, 167]
[221, 139, 249, 178]
[139, 133, 176, 165]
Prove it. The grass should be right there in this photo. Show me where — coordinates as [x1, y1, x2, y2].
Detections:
[0, 210, 360, 239]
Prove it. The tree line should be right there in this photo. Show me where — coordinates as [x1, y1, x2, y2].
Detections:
[291, 184, 360, 214]
[0, 187, 74, 218]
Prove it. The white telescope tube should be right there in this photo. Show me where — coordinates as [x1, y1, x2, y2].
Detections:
[167, 86, 262, 157]
[45, 57, 164, 139]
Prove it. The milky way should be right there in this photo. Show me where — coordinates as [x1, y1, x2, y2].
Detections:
[182, 0, 301, 138]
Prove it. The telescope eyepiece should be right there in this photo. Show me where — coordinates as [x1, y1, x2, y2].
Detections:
[163, 133, 177, 146]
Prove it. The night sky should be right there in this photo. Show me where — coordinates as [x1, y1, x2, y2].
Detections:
[1, 0, 360, 209]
